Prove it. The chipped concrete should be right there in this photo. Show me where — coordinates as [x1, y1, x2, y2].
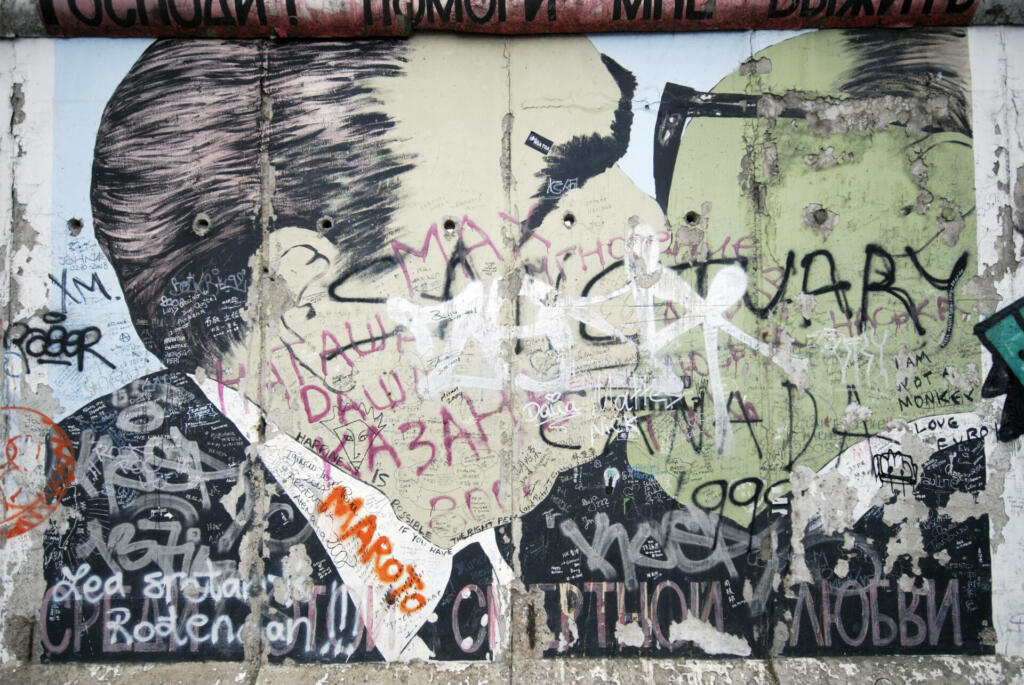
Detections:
[759, 92, 964, 138]
[740, 56, 772, 77]
[668, 617, 752, 656]
[803, 146, 841, 170]
[801, 203, 838, 239]
[271, 544, 315, 605]
[839, 402, 872, 431]
[938, 198, 968, 245]
[0, 655, 1019, 685]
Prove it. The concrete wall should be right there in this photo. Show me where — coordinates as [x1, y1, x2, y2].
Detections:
[1, 26, 1024, 682]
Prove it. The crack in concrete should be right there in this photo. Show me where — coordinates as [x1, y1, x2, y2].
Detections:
[240, 38, 276, 685]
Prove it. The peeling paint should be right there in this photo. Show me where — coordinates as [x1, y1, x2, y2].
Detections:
[801, 202, 838, 239]
[668, 617, 752, 656]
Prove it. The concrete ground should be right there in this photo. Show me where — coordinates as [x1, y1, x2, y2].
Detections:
[1, 656, 1022, 684]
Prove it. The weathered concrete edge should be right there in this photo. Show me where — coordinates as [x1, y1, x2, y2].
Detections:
[0, 655, 1022, 684]
[974, 0, 1024, 22]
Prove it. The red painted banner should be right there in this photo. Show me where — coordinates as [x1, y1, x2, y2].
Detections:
[37, 0, 979, 37]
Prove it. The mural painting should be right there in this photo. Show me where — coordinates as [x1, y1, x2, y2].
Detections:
[1, 27, 1010, 661]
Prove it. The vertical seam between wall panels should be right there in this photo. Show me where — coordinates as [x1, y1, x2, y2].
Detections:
[243, 37, 273, 684]
[503, 35, 517, 679]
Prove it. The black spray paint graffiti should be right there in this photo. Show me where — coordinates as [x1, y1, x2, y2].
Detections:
[4, 312, 115, 373]
[49, 269, 116, 312]
[575, 245, 969, 355]
[872, 449, 917, 494]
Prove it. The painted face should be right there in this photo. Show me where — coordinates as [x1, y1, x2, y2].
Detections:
[627, 30, 977, 523]
[205, 30, 976, 547]
[230, 35, 668, 548]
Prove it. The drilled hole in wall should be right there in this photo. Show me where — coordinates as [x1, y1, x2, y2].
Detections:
[812, 208, 829, 225]
[684, 210, 701, 226]
[563, 213, 576, 228]
[443, 218, 457, 232]
[192, 213, 213, 237]
[67, 218, 83, 236]
[317, 216, 334, 231]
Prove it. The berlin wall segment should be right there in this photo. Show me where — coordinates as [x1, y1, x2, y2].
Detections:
[0, 26, 1021, 671]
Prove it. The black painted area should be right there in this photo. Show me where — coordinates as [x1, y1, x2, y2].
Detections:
[915, 437, 985, 508]
[784, 507, 992, 656]
[519, 442, 788, 658]
[44, 371, 252, 661]
[521, 434, 993, 658]
[415, 543, 497, 660]
[42, 370, 386, 663]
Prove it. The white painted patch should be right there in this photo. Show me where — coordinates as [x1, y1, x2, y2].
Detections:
[667, 616, 751, 656]
[434, 660, 473, 673]
[614, 620, 646, 647]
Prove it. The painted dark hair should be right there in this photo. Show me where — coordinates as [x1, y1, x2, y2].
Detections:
[91, 39, 412, 371]
[841, 28, 971, 138]
[522, 53, 637, 247]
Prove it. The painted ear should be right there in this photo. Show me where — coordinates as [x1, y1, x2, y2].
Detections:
[266, 227, 339, 302]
